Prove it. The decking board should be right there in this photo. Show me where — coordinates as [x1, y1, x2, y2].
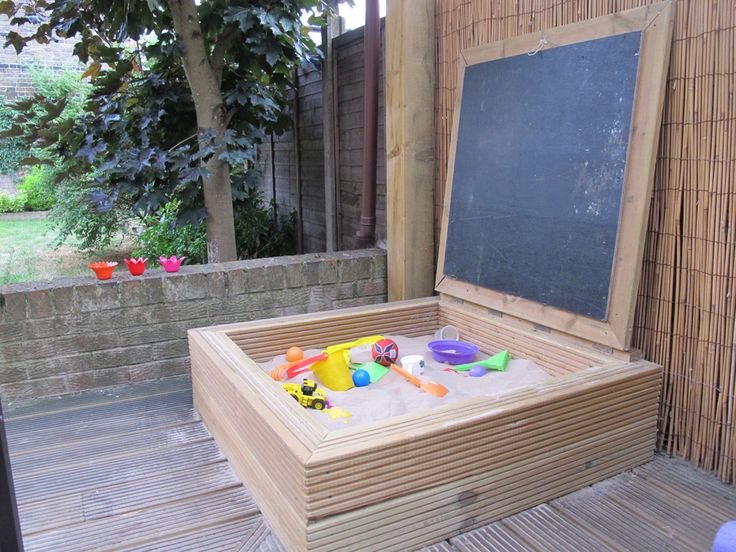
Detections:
[4, 379, 736, 551]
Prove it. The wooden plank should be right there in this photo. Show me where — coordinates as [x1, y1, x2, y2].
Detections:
[498, 504, 626, 551]
[553, 486, 693, 551]
[0, 397, 23, 552]
[314, 362, 658, 450]
[10, 422, 209, 478]
[386, 0, 436, 301]
[305, 434, 655, 551]
[22, 487, 258, 552]
[194, 372, 307, 551]
[13, 440, 225, 504]
[3, 376, 192, 421]
[18, 460, 239, 535]
[5, 390, 192, 437]
[121, 517, 264, 552]
[6, 404, 199, 456]
[234, 518, 285, 552]
[451, 523, 531, 552]
[211, 297, 438, 335]
[303, 388, 659, 520]
[321, 13, 340, 253]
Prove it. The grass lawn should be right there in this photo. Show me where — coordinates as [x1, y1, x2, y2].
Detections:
[0, 215, 133, 285]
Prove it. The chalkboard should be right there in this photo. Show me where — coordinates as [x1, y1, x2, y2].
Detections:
[443, 31, 642, 320]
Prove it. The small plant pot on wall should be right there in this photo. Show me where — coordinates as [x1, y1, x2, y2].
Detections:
[159, 256, 185, 273]
[88, 261, 118, 280]
[124, 257, 148, 276]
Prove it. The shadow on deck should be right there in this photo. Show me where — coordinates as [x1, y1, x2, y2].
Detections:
[4, 378, 735, 551]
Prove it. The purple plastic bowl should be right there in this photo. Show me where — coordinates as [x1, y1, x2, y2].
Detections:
[427, 340, 479, 365]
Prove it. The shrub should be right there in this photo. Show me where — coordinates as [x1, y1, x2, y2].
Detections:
[234, 187, 297, 259]
[17, 166, 56, 211]
[132, 190, 297, 264]
[133, 200, 208, 264]
[0, 192, 25, 213]
[0, 99, 25, 174]
[49, 177, 132, 252]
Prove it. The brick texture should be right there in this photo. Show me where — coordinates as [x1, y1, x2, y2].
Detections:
[0, 249, 387, 402]
[0, 15, 82, 101]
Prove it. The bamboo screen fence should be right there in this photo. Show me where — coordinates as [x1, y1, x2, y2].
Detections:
[435, 0, 736, 481]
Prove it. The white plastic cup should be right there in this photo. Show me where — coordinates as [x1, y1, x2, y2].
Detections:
[400, 354, 425, 376]
[434, 325, 459, 341]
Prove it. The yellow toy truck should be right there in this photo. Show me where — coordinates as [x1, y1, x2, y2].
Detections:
[282, 379, 327, 410]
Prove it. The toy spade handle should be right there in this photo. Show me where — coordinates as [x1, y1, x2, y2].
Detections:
[285, 352, 328, 379]
[389, 363, 422, 387]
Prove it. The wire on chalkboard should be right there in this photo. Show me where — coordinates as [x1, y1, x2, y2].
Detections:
[527, 37, 548, 56]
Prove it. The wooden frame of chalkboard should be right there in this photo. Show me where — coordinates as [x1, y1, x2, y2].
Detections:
[436, 2, 674, 352]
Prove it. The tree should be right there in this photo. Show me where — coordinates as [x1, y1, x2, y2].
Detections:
[1, 0, 325, 262]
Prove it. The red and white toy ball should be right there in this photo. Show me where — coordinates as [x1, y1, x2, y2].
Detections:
[372, 338, 399, 366]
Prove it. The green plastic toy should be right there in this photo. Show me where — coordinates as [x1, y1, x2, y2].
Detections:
[351, 361, 389, 383]
[451, 350, 510, 372]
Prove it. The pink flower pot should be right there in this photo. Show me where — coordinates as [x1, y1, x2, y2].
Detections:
[88, 261, 118, 280]
[124, 257, 148, 276]
[159, 255, 186, 273]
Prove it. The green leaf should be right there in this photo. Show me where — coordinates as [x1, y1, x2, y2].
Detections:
[0, 2, 16, 16]
[4, 31, 25, 54]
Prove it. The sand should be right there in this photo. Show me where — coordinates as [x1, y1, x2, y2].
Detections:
[260, 334, 552, 430]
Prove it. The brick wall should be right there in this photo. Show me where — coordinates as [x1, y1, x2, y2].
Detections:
[0, 15, 81, 101]
[255, 22, 387, 253]
[0, 249, 387, 402]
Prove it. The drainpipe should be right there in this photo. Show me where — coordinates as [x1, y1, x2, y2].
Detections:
[356, 0, 380, 247]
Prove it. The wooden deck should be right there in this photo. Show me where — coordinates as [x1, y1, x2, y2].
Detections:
[4, 377, 735, 551]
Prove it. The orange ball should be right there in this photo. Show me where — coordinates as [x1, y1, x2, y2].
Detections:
[286, 346, 304, 362]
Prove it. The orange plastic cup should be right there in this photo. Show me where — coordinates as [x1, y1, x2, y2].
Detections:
[88, 261, 118, 280]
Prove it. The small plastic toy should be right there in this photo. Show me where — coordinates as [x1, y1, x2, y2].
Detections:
[286, 346, 303, 362]
[282, 378, 327, 410]
[469, 365, 486, 377]
[272, 336, 384, 390]
[427, 340, 479, 364]
[159, 255, 186, 272]
[352, 362, 390, 383]
[389, 363, 449, 397]
[88, 261, 118, 280]
[372, 338, 399, 366]
[124, 257, 148, 276]
[452, 350, 510, 372]
[400, 354, 425, 376]
[433, 325, 460, 341]
[352, 369, 371, 387]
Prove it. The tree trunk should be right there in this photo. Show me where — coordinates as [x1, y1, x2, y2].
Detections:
[167, 0, 237, 262]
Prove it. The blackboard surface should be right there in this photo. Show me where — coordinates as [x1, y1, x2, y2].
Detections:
[444, 31, 641, 320]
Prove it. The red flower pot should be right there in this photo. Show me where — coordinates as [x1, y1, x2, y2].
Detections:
[88, 261, 118, 280]
[124, 257, 148, 276]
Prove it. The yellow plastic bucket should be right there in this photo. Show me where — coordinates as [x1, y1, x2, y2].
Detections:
[312, 351, 354, 391]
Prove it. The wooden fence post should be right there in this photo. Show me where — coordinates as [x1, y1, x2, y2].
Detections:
[385, 0, 436, 300]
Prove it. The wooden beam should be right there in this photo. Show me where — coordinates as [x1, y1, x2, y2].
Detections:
[321, 13, 341, 252]
[0, 397, 24, 552]
[385, 0, 435, 301]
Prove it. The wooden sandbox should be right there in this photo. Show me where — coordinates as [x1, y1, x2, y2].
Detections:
[191, 4, 673, 551]
[190, 298, 660, 551]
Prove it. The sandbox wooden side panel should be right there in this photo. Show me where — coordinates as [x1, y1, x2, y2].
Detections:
[222, 297, 440, 362]
[190, 330, 312, 551]
[304, 362, 661, 522]
[303, 363, 662, 551]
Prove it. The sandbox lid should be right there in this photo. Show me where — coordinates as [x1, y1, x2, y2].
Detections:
[434, 3, 674, 352]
